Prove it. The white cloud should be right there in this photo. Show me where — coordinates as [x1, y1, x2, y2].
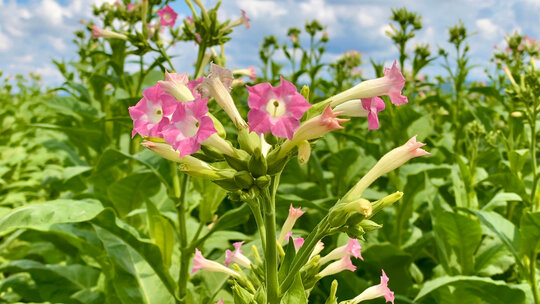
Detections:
[38, 0, 65, 26]
[0, 27, 12, 52]
[476, 18, 501, 40]
[236, 0, 287, 18]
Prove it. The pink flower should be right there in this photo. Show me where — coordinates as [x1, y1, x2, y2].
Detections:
[194, 33, 201, 44]
[225, 241, 251, 268]
[247, 77, 311, 139]
[216, 300, 223, 304]
[129, 84, 177, 138]
[157, 5, 178, 28]
[240, 9, 251, 28]
[319, 239, 363, 265]
[333, 97, 385, 130]
[248, 66, 256, 81]
[196, 63, 247, 129]
[291, 105, 348, 142]
[158, 71, 195, 102]
[278, 204, 306, 244]
[91, 25, 127, 40]
[349, 270, 394, 304]
[186, 16, 194, 25]
[127, 2, 137, 12]
[161, 98, 216, 157]
[318, 256, 356, 278]
[284, 232, 305, 251]
[329, 60, 407, 107]
[346, 135, 429, 200]
[192, 249, 241, 278]
[233, 66, 257, 82]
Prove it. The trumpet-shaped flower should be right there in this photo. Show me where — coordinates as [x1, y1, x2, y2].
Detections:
[318, 256, 356, 278]
[247, 77, 311, 139]
[158, 71, 195, 102]
[127, 2, 137, 13]
[346, 135, 429, 200]
[241, 10, 251, 28]
[348, 270, 394, 304]
[129, 84, 177, 138]
[192, 249, 241, 278]
[233, 66, 257, 82]
[329, 60, 407, 107]
[91, 25, 128, 40]
[197, 63, 247, 129]
[225, 241, 251, 269]
[333, 97, 385, 130]
[158, 5, 178, 27]
[162, 98, 216, 157]
[284, 232, 305, 251]
[309, 240, 325, 260]
[319, 238, 363, 265]
[278, 204, 306, 244]
[292, 105, 348, 142]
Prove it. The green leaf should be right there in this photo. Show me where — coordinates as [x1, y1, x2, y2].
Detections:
[145, 200, 175, 268]
[0, 199, 103, 236]
[90, 209, 177, 299]
[207, 204, 250, 233]
[362, 243, 413, 294]
[433, 211, 482, 275]
[107, 172, 161, 217]
[278, 235, 297, 282]
[192, 177, 227, 223]
[94, 226, 174, 304]
[415, 276, 525, 304]
[280, 273, 307, 304]
[519, 211, 540, 255]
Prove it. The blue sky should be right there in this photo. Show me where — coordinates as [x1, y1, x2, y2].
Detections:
[1, 0, 540, 86]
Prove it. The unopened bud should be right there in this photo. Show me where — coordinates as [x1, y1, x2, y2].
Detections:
[234, 171, 254, 189]
[328, 198, 372, 228]
[254, 175, 271, 189]
[213, 177, 242, 192]
[238, 129, 261, 154]
[224, 152, 249, 171]
[300, 85, 310, 100]
[345, 224, 365, 240]
[297, 140, 311, 165]
[371, 192, 403, 215]
[359, 219, 383, 232]
[248, 148, 267, 177]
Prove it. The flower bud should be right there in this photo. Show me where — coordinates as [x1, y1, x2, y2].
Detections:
[371, 192, 403, 215]
[328, 198, 372, 228]
[300, 85, 310, 100]
[278, 204, 305, 244]
[359, 219, 383, 232]
[248, 148, 267, 177]
[234, 171, 254, 189]
[344, 224, 365, 240]
[238, 128, 262, 154]
[297, 140, 311, 165]
[91, 25, 128, 40]
[254, 175, 271, 189]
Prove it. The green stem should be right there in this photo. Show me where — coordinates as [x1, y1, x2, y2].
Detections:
[194, 44, 207, 79]
[530, 250, 539, 304]
[247, 198, 266, 252]
[175, 171, 190, 301]
[262, 187, 279, 303]
[279, 216, 330, 294]
[158, 44, 175, 72]
[529, 110, 538, 211]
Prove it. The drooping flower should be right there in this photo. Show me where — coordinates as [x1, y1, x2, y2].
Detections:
[127, 2, 137, 13]
[141, 141, 225, 180]
[192, 249, 241, 278]
[348, 270, 394, 304]
[284, 232, 305, 251]
[345, 135, 429, 200]
[225, 9, 251, 30]
[233, 66, 257, 82]
[225, 241, 251, 269]
[157, 5, 178, 28]
[196, 64, 247, 129]
[240, 9, 251, 28]
[333, 97, 385, 130]
[91, 25, 128, 40]
[318, 256, 356, 278]
[247, 77, 311, 139]
[319, 239, 363, 265]
[329, 60, 407, 107]
[161, 98, 216, 157]
[277, 204, 306, 244]
[129, 84, 177, 138]
[157, 71, 195, 102]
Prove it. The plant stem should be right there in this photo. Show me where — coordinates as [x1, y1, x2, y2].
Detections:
[262, 187, 279, 303]
[247, 198, 266, 252]
[175, 169, 191, 301]
[194, 44, 207, 78]
[530, 250, 539, 304]
[529, 107, 538, 211]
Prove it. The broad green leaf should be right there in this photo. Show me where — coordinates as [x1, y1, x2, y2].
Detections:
[0, 199, 103, 236]
[280, 274, 307, 304]
[433, 211, 481, 275]
[362, 243, 413, 294]
[107, 172, 161, 217]
[415, 276, 525, 304]
[278, 234, 297, 282]
[520, 211, 540, 255]
[90, 209, 177, 299]
[192, 177, 227, 224]
[145, 200, 175, 268]
[94, 226, 174, 304]
[207, 204, 250, 233]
